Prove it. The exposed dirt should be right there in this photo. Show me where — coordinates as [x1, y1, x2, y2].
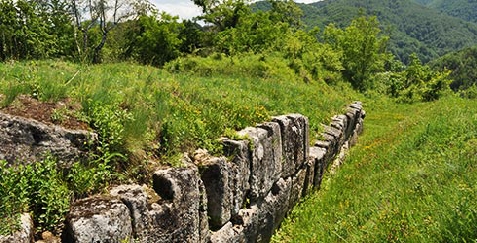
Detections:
[0, 94, 90, 131]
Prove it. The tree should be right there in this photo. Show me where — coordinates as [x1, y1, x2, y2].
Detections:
[192, 0, 251, 31]
[268, 0, 303, 30]
[0, 0, 74, 61]
[325, 16, 389, 91]
[124, 12, 183, 66]
[70, 0, 152, 63]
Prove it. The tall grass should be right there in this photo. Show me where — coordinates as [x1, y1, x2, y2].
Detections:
[273, 96, 477, 242]
[0, 58, 358, 163]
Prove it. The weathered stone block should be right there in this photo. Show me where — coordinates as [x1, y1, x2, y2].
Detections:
[150, 166, 203, 243]
[237, 123, 282, 201]
[222, 139, 251, 217]
[110, 185, 150, 241]
[63, 197, 132, 243]
[198, 157, 232, 230]
[289, 168, 307, 210]
[198, 179, 210, 243]
[210, 222, 238, 243]
[233, 206, 260, 243]
[0, 112, 96, 167]
[309, 146, 327, 189]
[272, 114, 309, 177]
[0, 213, 34, 243]
[303, 157, 315, 196]
[256, 177, 293, 243]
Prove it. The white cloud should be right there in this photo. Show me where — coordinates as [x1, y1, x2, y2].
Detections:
[152, 0, 322, 20]
[152, 0, 201, 20]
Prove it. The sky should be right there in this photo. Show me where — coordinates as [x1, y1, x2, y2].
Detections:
[152, 0, 321, 20]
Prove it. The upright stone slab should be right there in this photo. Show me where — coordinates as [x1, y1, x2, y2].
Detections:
[110, 185, 150, 241]
[63, 197, 133, 243]
[198, 157, 232, 230]
[303, 157, 316, 196]
[272, 114, 309, 177]
[289, 168, 307, 210]
[332, 114, 349, 140]
[237, 123, 282, 201]
[209, 205, 261, 243]
[150, 165, 204, 243]
[309, 146, 327, 189]
[256, 177, 292, 243]
[222, 139, 251, 217]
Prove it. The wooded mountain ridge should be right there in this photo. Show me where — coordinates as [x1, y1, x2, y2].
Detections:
[254, 0, 477, 64]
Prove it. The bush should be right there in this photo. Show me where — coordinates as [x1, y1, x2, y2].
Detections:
[0, 157, 70, 234]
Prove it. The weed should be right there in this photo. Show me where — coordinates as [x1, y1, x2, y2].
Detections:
[0, 156, 70, 234]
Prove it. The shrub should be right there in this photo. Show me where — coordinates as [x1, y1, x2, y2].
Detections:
[0, 156, 70, 234]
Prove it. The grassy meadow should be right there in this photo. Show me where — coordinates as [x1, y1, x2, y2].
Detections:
[272, 96, 477, 242]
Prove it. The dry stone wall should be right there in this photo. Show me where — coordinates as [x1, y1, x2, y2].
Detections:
[1, 102, 365, 243]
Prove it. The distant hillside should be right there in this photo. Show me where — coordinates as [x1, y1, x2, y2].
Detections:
[431, 46, 477, 91]
[412, 0, 477, 24]
[298, 0, 477, 64]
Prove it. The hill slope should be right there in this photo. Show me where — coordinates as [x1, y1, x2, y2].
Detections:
[413, 0, 477, 24]
[300, 0, 477, 63]
[273, 96, 477, 242]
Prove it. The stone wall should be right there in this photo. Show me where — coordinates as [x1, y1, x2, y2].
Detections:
[1, 102, 365, 243]
[60, 101, 365, 243]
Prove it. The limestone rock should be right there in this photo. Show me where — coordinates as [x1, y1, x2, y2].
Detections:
[0, 112, 95, 166]
[237, 123, 282, 202]
[0, 213, 34, 243]
[256, 177, 292, 243]
[210, 222, 238, 243]
[110, 185, 150, 241]
[272, 114, 309, 177]
[198, 156, 232, 230]
[63, 196, 132, 243]
[150, 165, 204, 243]
[289, 168, 307, 209]
[222, 139, 251, 217]
[309, 146, 327, 189]
[303, 157, 315, 196]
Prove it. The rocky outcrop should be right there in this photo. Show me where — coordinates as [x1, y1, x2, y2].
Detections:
[48, 102, 365, 243]
[0, 112, 96, 167]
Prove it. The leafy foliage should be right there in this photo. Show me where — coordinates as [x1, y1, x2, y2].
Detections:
[300, 0, 477, 64]
[0, 157, 70, 234]
[0, 0, 73, 61]
[430, 46, 477, 92]
[324, 16, 388, 91]
[413, 0, 477, 24]
[124, 13, 184, 67]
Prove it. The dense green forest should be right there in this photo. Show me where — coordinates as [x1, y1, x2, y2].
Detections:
[414, 0, 477, 24]
[287, 0, 477, 64]
[1, 0, 476, 239]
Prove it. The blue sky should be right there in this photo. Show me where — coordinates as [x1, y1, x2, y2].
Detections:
[152, 0, 321, 20]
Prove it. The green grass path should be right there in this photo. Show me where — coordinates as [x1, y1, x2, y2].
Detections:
[273, 96, 477, 242]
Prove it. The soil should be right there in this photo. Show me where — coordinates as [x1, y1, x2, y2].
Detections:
[0, 94, 90, 131]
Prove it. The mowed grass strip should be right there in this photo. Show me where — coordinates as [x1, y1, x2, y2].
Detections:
[273, 96, 477, 242]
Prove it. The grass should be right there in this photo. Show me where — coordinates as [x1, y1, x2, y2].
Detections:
[0, 57, 359, 234]
[272, 95, 477, 242]
[0, 58, 357, 161]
